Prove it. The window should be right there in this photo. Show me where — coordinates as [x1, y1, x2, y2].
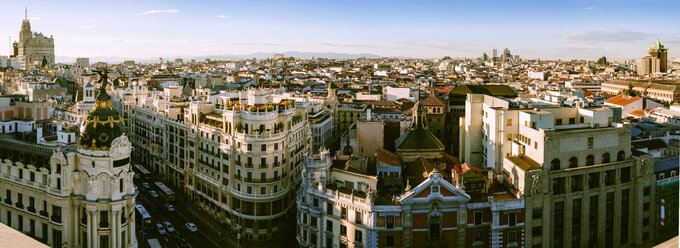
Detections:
[247, 144, 252, 151]
[326, 202, 333, 215]
[326, 237, 333, 248]
[532, 208, 542, 219]
[506, 119, 512, 126]
[326, 220, 333, 232]
[386, 215, 395, 229]
[474, 230, 482, 242]
[100, 211, 109, 228]
[551, 159, 560, 170]
[569, 118, 575, 124]
[589, 173, 600, 189]
[643, 186, 650, 196]
[311, 216, 317, 228]
[355, 229, 363, 242]
[431, 185, 439, 193]
[340, 225, 347, 237]
[621, 167, 631, 183]
[386, 235, 395, 247]
[474, 211, 482, 225]
[310, 233, 317, 246]
[617, 151, 625, 161]
[341, 207, 347, 220]
[509, 231, 517, 243]
[569, 157, 578, 168]
[586, 155, 594, 166]
[355, 211, 362, 224]
[261, 144, 266, 151]
[532, 227, 542, 236]
[587, 137, 594, 148]
[602, 152, 610, 163]
[508, 213, 517, 226]
[555, 118, 563, 125]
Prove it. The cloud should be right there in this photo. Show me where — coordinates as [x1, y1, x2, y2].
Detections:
[216, 15, 227, 19]
[79, 25, 100, 29]
[29, 17, 40, 21]
[559, 28, 650, 42]
[584, 6, 597, 10]
[137, 9, 179, 16]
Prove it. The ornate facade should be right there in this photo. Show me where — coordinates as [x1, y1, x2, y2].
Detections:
[16, 8, 55, 70]
[0, 74, 137, 248]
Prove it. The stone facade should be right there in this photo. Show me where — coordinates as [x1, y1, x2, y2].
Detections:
[17, 11, 55, 70]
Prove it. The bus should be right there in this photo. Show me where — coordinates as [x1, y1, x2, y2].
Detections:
[132, 164, 151, 181]
[154, 182, 176, 202]
[135, 204, 152, 230]
[147, 238, 162, 248]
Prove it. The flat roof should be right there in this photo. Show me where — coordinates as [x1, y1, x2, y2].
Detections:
[506, 155, 542, 171]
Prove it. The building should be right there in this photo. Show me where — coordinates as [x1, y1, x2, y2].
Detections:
[309, 109, 334, 153]
[75, 58, 89, 68]
[601, 80, 680, 104]
[297, 96, 525, 248]
[0, 74, 137, 248]
[17, 8, 55, 70]
[129, 88, 311, 241]
[603, 94, 662, 117]
[461, 93, 658, 247]
[648, 39, 669, 73]
[338, 105, 365, 134]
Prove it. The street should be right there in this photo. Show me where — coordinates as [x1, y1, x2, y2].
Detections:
[133, 178, 298, 248]
[134, 181, 240, 248]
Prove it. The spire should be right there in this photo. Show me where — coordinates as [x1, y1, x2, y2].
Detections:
[25, 6, 27, 20]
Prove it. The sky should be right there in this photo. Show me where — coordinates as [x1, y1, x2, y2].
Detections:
[0, 0, 678, 62]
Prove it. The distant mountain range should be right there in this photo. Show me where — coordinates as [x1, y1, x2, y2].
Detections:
[56, 51, 384, 64]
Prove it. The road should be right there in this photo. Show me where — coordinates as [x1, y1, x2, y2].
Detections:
[133, 177, 298, 248]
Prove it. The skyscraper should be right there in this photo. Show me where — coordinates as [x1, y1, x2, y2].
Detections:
[648, 39, 668, 73]
[492, 48, 498, 58]
[17, 7, 55, 70]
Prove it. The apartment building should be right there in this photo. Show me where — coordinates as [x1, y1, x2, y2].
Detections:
[129, 88, 312, 241]
[462, 93, 657, 247]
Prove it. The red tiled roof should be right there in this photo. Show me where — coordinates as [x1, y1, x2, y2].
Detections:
[604, 94, 641, 106]
[420, 95, 446, 106]
[377, 148, 401, 167]
[628, 109, 648, 118]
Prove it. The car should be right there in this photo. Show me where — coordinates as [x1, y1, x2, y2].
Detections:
[184, 222, 198, 232]
[165, 204, 174, 212]
[156, 223, 166, 235]
[142, 182, 150, 189]
[134, 174, 140, 179]
[149, 190, 159, 198]
[164, 221, 175, 232]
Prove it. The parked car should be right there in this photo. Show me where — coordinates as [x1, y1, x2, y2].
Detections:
[184, 222, 198, 232]
[156, 223, 166, 235]
[134, 174, 140, 179]
[149, 190, 159, 198]
[164, 221, 175, 232]
[142, 182, 150, 189]
[165, 204, 174, 212]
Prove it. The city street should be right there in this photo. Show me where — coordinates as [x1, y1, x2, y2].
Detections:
[133, 179, 297, 248]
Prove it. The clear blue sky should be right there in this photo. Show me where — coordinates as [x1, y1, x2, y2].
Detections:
[0, 0, 678, 61]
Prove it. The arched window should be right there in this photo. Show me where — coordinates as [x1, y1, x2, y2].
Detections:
[586, 155, 594, 166]
[602, 153, 610, 163]
[551, 159, 560, 170]
[617, 151, 625, 161]
[569, 157, 578, 168]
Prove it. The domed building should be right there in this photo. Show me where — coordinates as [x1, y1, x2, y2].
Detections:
[0, 71, 137, 248]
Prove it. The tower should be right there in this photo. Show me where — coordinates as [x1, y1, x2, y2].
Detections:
[75, 70, 137, 248]
[648, 38, 668, 73]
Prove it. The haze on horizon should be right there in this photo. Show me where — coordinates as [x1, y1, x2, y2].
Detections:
[0, 0, 678, 62]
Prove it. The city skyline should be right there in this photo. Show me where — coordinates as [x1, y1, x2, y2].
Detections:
[0, 0, 679, 62]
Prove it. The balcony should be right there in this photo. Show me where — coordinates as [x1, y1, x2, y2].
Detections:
[246, 163, 254, 168]
[50, 215, 61, 224]
[3, 199, 11, 205]
[27, 206, 35, 213]
[39, 210, 48, 217]
[15, 202, 23, 209]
